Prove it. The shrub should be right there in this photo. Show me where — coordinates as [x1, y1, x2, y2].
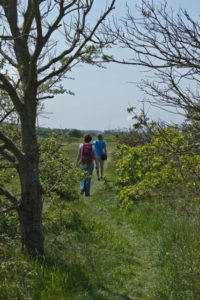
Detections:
[115, 126, 200, 209]
[39, 135, 81, 201]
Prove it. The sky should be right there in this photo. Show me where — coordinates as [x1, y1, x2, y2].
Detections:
[38, 0, 200, 132]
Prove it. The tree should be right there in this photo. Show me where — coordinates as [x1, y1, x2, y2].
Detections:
[68, 128, 83, 138]
[0, 0, 115, 257]
[106, 0, 200, 121]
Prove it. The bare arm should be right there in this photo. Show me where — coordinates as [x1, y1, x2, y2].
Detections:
[104, 142, 107, 156]
[76, 145, 82, 166]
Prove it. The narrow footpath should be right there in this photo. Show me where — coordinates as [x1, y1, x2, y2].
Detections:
[71, 154, 160, 300]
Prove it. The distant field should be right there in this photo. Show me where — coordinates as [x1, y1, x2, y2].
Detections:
[62, 136, 116, 163]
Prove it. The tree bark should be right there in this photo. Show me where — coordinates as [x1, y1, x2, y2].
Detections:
[17, 100, 44, 257]
[18, 161, 44, 257]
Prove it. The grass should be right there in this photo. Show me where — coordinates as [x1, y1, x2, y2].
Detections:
[0, 139, 200, 299]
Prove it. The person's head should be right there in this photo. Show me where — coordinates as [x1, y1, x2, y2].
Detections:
[84, 134, 92, 143]
[97, 134, 103, 140]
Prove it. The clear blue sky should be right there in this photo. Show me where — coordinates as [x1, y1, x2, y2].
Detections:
[38, 0, 200, 131]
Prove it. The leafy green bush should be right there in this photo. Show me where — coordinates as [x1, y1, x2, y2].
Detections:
[116, 107, 157, 147]
[115, 126, 200, 208]
[39, 135, 81, 201]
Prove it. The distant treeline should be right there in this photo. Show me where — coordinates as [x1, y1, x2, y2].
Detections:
[0, 122, 123, 138]
[36, 126, 120, 138]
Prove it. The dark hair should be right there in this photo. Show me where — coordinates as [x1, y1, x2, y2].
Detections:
[97, 134, 103, 140]
[84, 134, 92, 143]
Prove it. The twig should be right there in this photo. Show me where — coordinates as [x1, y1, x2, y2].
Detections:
[0, 202, 21, 213]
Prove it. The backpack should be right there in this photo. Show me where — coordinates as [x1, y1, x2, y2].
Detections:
[81, 144, 93, 164]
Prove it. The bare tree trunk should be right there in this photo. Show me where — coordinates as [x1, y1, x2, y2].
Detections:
[18, 166, 44, 257]
[18, 104, 44, 257]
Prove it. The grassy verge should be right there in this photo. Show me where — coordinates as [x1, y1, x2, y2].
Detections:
[0, 140, 199, 299]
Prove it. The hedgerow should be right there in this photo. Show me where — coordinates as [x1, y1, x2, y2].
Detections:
[115, 126, 200, 209]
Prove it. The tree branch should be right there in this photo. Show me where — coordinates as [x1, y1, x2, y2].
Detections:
[38, 0, 116, 86]
[0, 107, 15, 123]
[0, 48, 17, 68]
[0, 203, 21, 214]
[22, 0, 35, 41]
[0, 131, 24, 162]
[108, 0, 200, 118]
[0, 186, 19, 205]
[0, 145, 17, 164]
[0, 73, 23, 112]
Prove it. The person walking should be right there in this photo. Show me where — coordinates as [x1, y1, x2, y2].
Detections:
[76, 134, 96, 196]
[93, 134, 107, 180]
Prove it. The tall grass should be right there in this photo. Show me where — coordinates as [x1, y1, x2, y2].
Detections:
[0, 138, 199, 299]
[126, 199, 200, 299]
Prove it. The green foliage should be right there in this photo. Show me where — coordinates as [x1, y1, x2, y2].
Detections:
[0, 124, 21, 199]
[0, 90, 18, 123]
[115, 125, 200, 207]
[80, 45, 102, 64]
[115, 118, 200, 296]
[39, 135, 80, 201]
[126, 200, 200, 299]
[0, 139, 200, 299]
[155, 217, 200, 299]
[68, 128, 84, 138]
[102, 54, 113, 61]
[0, 203, 91, 300]
[116, 107, 157, 147]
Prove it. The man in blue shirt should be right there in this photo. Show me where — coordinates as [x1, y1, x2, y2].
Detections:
[93, 134, 107, 180]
